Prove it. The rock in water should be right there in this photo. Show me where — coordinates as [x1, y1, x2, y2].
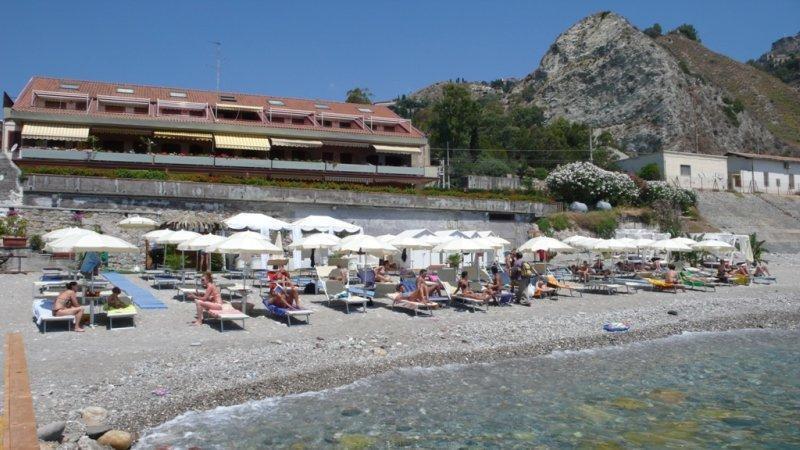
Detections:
[97, 430, 132, 450]
[36, 421, 65, 442]
[648, 388, 686, 404]
[610, 397, 649, 410]
[80, 407, 108, 426]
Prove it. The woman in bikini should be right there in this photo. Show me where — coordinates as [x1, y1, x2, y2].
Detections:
[456, 271, 490, 303]
[187, 272, 223, 326]
[53, 281, 85, 332]
[274, 265, 301, 308]
[375, 260, 392, 283]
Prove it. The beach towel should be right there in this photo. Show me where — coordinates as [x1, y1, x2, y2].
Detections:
[33, 299, 75, 326]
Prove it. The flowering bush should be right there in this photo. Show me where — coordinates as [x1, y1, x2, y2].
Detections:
[545, 162, 638, 205]
[640, 181, 697, 211]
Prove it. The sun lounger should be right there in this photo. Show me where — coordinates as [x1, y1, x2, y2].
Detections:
[221, 283, 253, 299]
[103, 302, 137, 330]
[441, 281, 488, 312]
[322, 280, 368, 313]
[203, 303, 248, 331]
[151, 275, 180, 289]
[261, 298, 313, 326]
[546, 275, 582, 297]
[679, 272, 718, 292]
[32, 299, 76, 333]
[585, 280, 625, 294]
[645, 278, 685, 293]
[386, 292, 439, 316]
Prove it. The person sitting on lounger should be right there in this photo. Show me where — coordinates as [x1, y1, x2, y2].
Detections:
[485, 266, 503, 298]
[664, 264, 678, 284]
[53, 281, 85, 332]
[577, 261, 591, 282]
[106, 287, 127, 309]
[736, 262, 750, 277]
[716, 262, 730, 283]
[375, 260, 392, 283]
[424, 270, 444, 297]
[187, 272, 223, 326]
[534, 279, 555, 297]
[415, 269, 431, 302]
[455, 271, 490, 303]
[754, 262, 771, 277]
[274, 265, 301, 303]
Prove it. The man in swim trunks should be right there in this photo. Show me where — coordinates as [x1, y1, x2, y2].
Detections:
[53, 281, 85, 332]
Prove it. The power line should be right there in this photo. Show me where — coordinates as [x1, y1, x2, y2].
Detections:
[430, 147, 593, 154]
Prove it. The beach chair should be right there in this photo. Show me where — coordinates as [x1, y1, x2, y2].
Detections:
[151, 274, 180, 289]
[261, 297, 313, 326]
[585, 279, 625, 295]
[386, 292, 439, 316]
[546, 275, 582, 297]
[203, 303, 248, 331]
[441, 281, 488, 312]
[645, 278, 685, 294]
[103, 298, 137, 330]
[322, 280, 368, 313]
[32, 299, 76, 333]
[401, 279, 451, 306]
[679, 272, 717, 292]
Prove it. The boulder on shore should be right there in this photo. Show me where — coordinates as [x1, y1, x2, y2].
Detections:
[97, 430, 132, 450]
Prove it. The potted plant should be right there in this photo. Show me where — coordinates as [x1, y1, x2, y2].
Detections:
[1, 215, 28, 248]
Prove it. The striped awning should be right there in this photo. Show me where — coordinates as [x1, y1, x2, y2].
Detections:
[153, 131, 213, 141]
[214, 134, 271, 151]
[215, 103, 263, 112]
[270, 138, 323, 148]
[21, 124, 89, 141]
[91, 127, 152, 136]
[373, 144, 422, 155]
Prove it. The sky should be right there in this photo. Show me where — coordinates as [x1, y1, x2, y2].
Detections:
[1, 0, 797, 105]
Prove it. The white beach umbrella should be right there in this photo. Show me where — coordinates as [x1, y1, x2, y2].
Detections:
[156, 230, 201, 245]
[45, 233, 137, 254]
[291, 215, 361, 233]
[389, 236, 434, 250]
[670, 237, 698, 247]
[117, 216, 158, 230]
[692, 239, 735, 251]
[483, 235, 511, 246]
[376, 234, 396, 244]
[339, 234, 399, 256]
[42, 227, 97, 243]
[208, 231, 282, 255]
[433, 237, 494, 253]
[143, 229, 174, 240]
[634, 238, 656, 248]
[288, 233, 341, 250]
[518, 236, 574, 253]
[224, 213, 291, 232]
[177, 234, 226, 251]
[648, 239, 694, 252]
[471, 237, 503, 250]
[592, 239, 637, 252]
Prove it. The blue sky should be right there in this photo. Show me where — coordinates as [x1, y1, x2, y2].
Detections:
[1, 0, 797, 104]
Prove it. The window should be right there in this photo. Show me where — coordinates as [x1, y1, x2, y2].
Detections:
[383, 125, 396, 132]
[322, 152, 333, 161]
[104, 104, 125, 113]
[133, 106, 149, 115]
[60, 83, 79, 90]
[339, 121, 352, 129]
[292, 150, 307, 161]
[217, 109, 260, 121]
[488, 213, 515, 222]
[116, 87, 134, 94]
[314, 103, 329, 109]
[219, 95, 237, 102]
[268, 100, 285, 106]
[162, 108, 182, 115]
[189, 109, 205, 117]
[680, 165, 691, 176]
[763, 172, 769, 187]
[322, 120, 332, 128]
[44, 100, 66, 109]
[291, 117, 305, 125]
[271, 117, 285, 123]
[271, 148, 284, 159]
[101, 140, 124, 152]
[340, 153, 352, 164]
[357, 107, 372, 113]
[776, 178, 781, 188]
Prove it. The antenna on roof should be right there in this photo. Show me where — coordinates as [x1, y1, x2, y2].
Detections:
[210, 41, 222, 93]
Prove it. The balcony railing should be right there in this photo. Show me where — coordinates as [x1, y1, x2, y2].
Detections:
[18, 147, 434, 178]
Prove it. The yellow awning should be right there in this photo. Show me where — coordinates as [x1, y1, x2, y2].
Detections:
[270, 138, 323, 148]
[373, 144, 422, 155]
[91, 127, 152, 136]
[21, 124, 89, 141]
[153, 131, 213, 141]
[215, 103, 263, 112]
[214, 134, 270, 151]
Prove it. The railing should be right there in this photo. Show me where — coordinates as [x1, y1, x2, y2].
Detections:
[18, 147, 436, 178]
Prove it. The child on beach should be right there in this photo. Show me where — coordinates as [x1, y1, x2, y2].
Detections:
[105, 287, 127, 309]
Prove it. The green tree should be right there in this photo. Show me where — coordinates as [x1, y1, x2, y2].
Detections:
[428, 84, 481, 152]
[643, 23, 662, 38]
[672, 24, 700, 42]
[637, 163, 662, 180]
[345, 87, 373, 104]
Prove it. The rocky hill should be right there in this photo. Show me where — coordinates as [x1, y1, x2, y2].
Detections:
[407, 12, 800, 157]
[753, 32, 800, 91]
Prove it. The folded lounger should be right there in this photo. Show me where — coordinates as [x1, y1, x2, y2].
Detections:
[103, 302, 138, 330]
[203, 303, 248, 331]
[323, 280, 368, 313]
[386, 292, 439, 316]
[261, 297, 313, 326]
[32, 299, 76, 333]
[440, 281, 488, 312]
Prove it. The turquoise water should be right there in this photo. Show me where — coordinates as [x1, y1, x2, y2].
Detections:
[137, 330, 800, 449]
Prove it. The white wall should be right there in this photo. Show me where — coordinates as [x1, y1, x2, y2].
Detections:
[662, 153, 728, 190]
[728, 156, 800, 195]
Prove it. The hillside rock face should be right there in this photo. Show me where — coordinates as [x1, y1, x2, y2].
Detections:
[513, 12, 789, 155]
[755, 32, 800, 90]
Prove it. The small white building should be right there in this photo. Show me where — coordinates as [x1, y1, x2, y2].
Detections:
[726, 152, 800, 195]
[616, 150, 728, 190]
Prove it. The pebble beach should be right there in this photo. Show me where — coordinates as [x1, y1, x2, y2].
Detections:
[2, 254, 799, 442]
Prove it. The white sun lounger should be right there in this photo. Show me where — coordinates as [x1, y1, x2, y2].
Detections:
[386, 292, 438, 316]
[32, 299, 76, 333]
[322, 280, 368, 313]
[441, 282, 488, 312]
[204, 303, 248, 331]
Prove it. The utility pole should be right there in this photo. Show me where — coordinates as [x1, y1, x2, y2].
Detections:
[589, 127, 594, 163]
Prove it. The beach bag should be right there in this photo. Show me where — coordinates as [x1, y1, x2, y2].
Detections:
[524, 283, 537, 300]
[521, 262, 534, 278]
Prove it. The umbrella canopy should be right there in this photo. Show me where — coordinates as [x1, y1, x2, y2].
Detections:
[291, 215, 361, 233]
[420, 234, 450, 246]
[288, 233, 341, 250]
[143, 229, 174, 240]
[433, 237, 495, 253]
[648, 239, 694, 252]
[274, 231, 284, 252]
[338, 235, 398, 256]
[45, 233, 137, 254]
[592, 239, 637, 252]
[376, 234, 396, 244]
[634, 238, 656, 248]
[156, 230, 201, 245]
[562, 236, 600, 250]
[207, 231, 282, 255]
[693, 239, 735, 251]
[117, 216, 158, 230]
[518, 236, 574, 253]
[483, 235, 511, 246]
[670, 237, 698, 247]
[471, 237, 504, 250]
[42, 227, 97, 243]
[161, 213, 223, 233]
[389, 236, 434, 250]
[177, 234, 226, 251]
[224, 213, 291, 232]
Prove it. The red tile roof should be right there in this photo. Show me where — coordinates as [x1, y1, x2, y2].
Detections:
[10, 77, 426, 140]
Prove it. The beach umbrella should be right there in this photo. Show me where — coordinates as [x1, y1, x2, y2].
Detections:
[376, 234, 396, 244]
[288, 233, 341, 250]
[117, 216, 158, 230]
[670, 237, 698, 247]
[518, 236, 574, 253]
[177, 234, 226, 251]
[648, 239, 694, 252]
[634, 238, 656, 248]
[291, 215, 361, 233]
[224, 213, 290, 232]
[433, 237, 494, 253]
[143, 229, 174, 240]
[592, 239, 637, 253]
[483, 235, 511, 246]
[339, 235, 398, 256]
[156, 230, 201, 245]
[692, 239, 735, 251]
[389, 236, 434, 250]
[42, 227, 96, 243]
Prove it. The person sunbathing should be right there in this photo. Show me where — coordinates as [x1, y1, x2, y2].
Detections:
[275, 265, 301, 303]
[105, 287, 127, 309]
[577, 261, 591, 282]
[484, 266, 503, 299]
[716, 263, 730, 283]
[375, 260, 392, 283]
[754, 262, 771, 277]
[534, 279, 555, 297]
[415, 269, 431, 302]
[53, 281, 85, 332]
[664, 264, 679, 284]
[455, 271, 490, 303]
[187, 272, 223, 326]
[424, 271, 444, 297]
[393, 283, 431, 305]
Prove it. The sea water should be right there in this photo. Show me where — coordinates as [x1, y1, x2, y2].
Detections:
[137, 329, 800, 448]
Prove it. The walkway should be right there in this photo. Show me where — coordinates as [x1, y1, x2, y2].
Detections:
[103, 272, 167, 309]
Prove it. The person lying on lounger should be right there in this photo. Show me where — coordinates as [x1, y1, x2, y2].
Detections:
[53, 281, 85, 332]
[187, 272, 223, 326]
[484, 266, 503, 298]
[375, 260, 392, 283]
[105, 287, 127, 309]
[275, 265, 301, 302]
[394, 282, 432, 305]
[455, 271, 490, 303]
[534, 279, 556, 297]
